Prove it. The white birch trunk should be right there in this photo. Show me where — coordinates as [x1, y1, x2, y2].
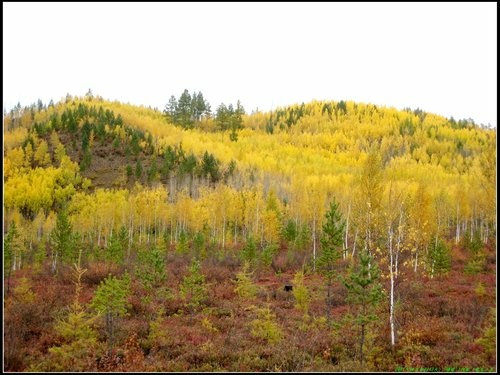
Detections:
[222, 215, 226, 250]
[388, 226, 395, 347]
[352, 228, 358, 258]
[312, 212, 317, 271]
[344, 202, 351, 260]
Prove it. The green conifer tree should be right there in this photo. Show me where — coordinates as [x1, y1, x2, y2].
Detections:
[51, 208, 78, 273]
[234, 261, 259, 298]
[180, 259, 207, 314]
[91, 273, 131, 353]
[319, 198, 345, 324]
[428, 239, 451, 277]
[4, 222, 21, 295]
[342, 250, 384, 365]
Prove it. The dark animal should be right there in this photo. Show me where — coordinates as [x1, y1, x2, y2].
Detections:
[284, 284, 293, 292]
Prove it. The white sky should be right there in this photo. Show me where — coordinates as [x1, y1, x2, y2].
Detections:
[3, 2, 497, 127]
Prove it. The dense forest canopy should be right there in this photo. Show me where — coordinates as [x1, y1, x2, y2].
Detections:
[3, 91, 496, 371]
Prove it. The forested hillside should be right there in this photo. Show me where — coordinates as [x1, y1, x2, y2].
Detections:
[3, 91, 496, 371]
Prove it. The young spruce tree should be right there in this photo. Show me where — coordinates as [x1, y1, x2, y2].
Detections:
[318, 198, 345, 325]
[91, 273, 131, 353]
[342, 249, 384, 365]
[180, 259, 207, 315]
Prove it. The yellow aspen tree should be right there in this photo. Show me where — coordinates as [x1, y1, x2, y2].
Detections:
[23, 142, 34, 169]
[4, 147, 25, 178]
[262, 189, 282, 246]
[34, 139, 52, 167]
[302, 176, 327, 271]
[408, 183, 432, 274]
[354, 150, 384, 259]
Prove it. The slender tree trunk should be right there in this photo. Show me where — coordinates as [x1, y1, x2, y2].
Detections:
[344, 202, 351, 259]
[367, 209, 372, 256]
[294, 216, 299, 249]
[175, 220, 179, 243]
[211, 215, 216, 243]
[312, 213, 317, 272]
[435, 214, 440, 249]
[395, 249, 399, 278]
[154, 208, 158, 244]
[470, 217, 474, 242]
[6, 266, 12, 295]
[109, 217, 114, 245]
[128, 224, 132, 261]
[389, 226, 395, 348]
[414, 246, 418, 273]
[261, 222, 264, 247]
[423, 243, 429, 273]
[255, 205, 260, 241]
[352, 228, 358, 258]
[222, 215, 226, 250]
[395, 208, 403, 279]
[360, 323, 365, 364]
[170, 218, 174, 246]
[37, 221, 43, 242]
[52, 251, 58, 274]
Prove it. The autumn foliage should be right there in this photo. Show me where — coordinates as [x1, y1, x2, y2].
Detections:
[3, 94, 496, 371]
